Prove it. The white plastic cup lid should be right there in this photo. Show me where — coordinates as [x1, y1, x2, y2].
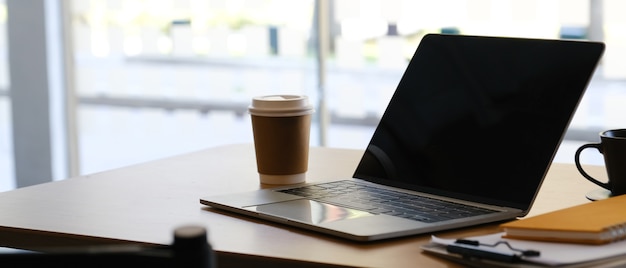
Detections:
[248, 95, 314, 117]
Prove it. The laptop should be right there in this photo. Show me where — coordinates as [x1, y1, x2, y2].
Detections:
[200, 34, 605, 242]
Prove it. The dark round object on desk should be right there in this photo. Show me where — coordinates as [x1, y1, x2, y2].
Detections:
[173, 225, 215, 268]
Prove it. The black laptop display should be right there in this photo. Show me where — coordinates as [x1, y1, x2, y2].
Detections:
[354, 34, 605, 210]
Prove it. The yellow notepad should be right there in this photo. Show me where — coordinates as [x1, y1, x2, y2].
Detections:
[500, 194, 626, 244]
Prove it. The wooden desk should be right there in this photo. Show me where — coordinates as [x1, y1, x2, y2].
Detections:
[0, 144, 606, 267]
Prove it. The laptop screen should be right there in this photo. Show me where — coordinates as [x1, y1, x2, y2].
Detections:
[354, 34, 604, 210]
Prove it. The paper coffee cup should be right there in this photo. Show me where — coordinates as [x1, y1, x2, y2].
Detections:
[249, 95, 314, 185]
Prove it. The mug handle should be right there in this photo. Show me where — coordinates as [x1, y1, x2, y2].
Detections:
[574, 143, 610, 190]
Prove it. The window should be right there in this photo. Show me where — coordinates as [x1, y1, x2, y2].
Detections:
[3, 0, 620, 191]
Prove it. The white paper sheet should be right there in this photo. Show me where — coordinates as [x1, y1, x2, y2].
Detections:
[430, 232, 626, 266]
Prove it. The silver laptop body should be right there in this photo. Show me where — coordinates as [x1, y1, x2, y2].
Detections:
[200, 34, 605, 242]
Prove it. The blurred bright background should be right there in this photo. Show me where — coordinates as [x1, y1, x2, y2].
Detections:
[1, 0, 625, 192]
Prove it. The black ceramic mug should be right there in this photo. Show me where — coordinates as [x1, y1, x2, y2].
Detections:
[575, 129, 626, 196]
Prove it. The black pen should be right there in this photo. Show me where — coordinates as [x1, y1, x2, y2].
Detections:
[446, 243, 521, 263]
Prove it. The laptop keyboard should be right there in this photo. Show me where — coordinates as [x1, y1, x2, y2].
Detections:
[277, 180, 497, 223]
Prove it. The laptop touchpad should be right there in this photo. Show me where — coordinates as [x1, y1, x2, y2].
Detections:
[247, 199, 374, 224]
